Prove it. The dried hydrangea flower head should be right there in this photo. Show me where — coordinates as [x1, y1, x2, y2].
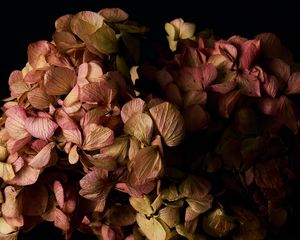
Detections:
[0, 8, 299, 240]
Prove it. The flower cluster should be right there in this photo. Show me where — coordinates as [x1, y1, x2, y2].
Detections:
[0, 7, 299, 240]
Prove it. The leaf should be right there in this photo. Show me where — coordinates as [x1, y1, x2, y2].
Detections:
[27, 87, 55, 110]
[136, 214, 169, 240]
[82, 123, 114, 151]
[129, 195, 153, 215]
[0, 162, 15, 181]
[286, 72, 300, 94]
[28, 142, 56, 169]
[70, 11, 104, 40]
[44, 66, 75, 95]
[89, 25, 118, 55]
[121, 98, 146, 123]
[149, 102, 185, 147]
[121, 31, 140, 63]
[25, 117, 58, 140]
[124, 113, 153, 145]
[99, 8, 128, 22]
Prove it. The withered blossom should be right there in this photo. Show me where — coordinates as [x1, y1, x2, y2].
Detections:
[0, 8, 299, 240]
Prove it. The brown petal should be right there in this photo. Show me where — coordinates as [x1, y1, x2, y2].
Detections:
[129, 195, 153, 215]
[286, 72, 300, 94]
[128, 146, 163, 185]
[2, 186, 24, 227]
[136, 214, 169, 240]
[70, 11, 104, 41]
[179, 175, 211, 200]
[82, 123, 114, 151]
[80, 81, 116, 104]
[184, 104, 209, 132]
[21, 184, 48, 216]
[219, 90, 241, 118]
[44, 66, 76, 95]
[124, 113, 153, 145]
[27, 41, 51, 69]
[8, 165, 40, 186]
[159, 207, 180, 228]
[149, 102, 185, 147]
[99, 8, 128, 22]
[27, 87, 55, 110]
[0, 162, 15, 181]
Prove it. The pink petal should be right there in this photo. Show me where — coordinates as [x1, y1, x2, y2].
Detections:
[209, 81, 237, 94]
[263, 75, 278, 98]
[8, 165, 40, 186]
[237, 72, 261, 97]
[121, 98, 146, 123]
[28, 142, 56, 169]
[54, 180, 65, 209]
[44, 66, 76, 95]
[164, 83, 183, 107]
[80, 81, 116, 104]
[6, 136, 32, 154]
[5, 106, 28, 139]
[25, 117, 58, 140]
[219, 90, 241, 118]
[23, 69, 45, 84]
[8, 70, 23, 86]
[54, 208, 70, 232]
[27, 40, 51, 68]
[239, 39, 260, 70]
[31, 139, 48, 152]
[259, 97, 279, 115]
[82, 123, 114, 151]
[213, 40, 237, 62]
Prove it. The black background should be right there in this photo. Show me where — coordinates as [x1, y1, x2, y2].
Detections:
[1, 0, 300, 100]
[1, 1, 300, 239]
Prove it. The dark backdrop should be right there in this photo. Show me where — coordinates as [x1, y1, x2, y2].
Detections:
[1, 1, 300, 239]
[1, 0, 300, 100]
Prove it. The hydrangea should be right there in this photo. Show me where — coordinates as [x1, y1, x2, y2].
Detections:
[0, 8, 299, 240]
